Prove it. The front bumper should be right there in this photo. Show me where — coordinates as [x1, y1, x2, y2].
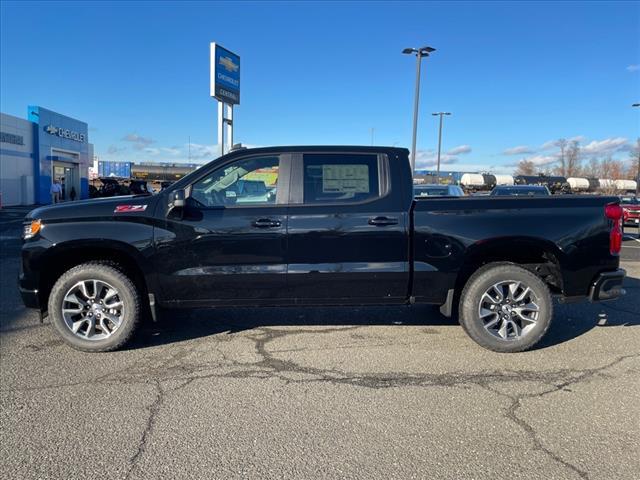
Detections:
[589, 269, 626, 302]
[19, 284, 40, 309]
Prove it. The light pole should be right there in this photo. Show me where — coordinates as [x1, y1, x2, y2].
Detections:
[633, 104, 639, 196]
[403, 46, 436, 175]
[432, 112, 451, 175]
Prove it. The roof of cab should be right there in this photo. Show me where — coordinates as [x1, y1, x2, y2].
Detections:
[224, 145, 410, 156]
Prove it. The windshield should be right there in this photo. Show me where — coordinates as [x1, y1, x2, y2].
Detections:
[621, 197, 639, 205]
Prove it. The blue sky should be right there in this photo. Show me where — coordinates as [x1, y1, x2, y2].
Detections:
[1, 1, 638, 173]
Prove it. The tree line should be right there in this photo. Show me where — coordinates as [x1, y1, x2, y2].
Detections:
[514, 138, 640, 180]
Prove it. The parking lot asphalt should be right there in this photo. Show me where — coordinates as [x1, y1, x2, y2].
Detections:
[1, 206, 638, 480]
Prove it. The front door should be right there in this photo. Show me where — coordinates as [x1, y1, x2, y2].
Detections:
[285, 152, 410, 303]
[154, 154, 290, 306]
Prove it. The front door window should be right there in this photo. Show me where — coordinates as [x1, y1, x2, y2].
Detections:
[191, 156, 280, 208]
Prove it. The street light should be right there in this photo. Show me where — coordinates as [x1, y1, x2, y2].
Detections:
[432, 112, 451, 174]
[403, 46, 436, 175]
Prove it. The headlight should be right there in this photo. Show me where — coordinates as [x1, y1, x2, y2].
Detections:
[23, 220, 42, 240]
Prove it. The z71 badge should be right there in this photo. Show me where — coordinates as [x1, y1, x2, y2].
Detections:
[114, 205, 148, 213]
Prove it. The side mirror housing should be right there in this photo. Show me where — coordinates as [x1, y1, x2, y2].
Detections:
[171, 189, 185, 208]
[167, 189, 186, 219]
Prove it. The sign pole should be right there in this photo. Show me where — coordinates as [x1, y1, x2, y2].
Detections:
[217, 101, 225, 157]
[225, 103, 233, 152]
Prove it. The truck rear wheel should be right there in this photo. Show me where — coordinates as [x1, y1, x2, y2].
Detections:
[459, 263, 553, 353]
[48, 262, 140, 352]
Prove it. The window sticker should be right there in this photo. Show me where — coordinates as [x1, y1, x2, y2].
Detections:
[322, 164, 370, 193]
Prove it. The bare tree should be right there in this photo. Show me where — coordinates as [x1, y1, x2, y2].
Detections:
[629, 138, 640, 194]
[514, 159, 536, 176]
[603, 157, 625, 180]
[583, 157, 601, 178]
[565, 140, 582, 177]
[555, 138, 568, 176]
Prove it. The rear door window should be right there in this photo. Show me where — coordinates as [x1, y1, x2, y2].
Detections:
[302, 154, 381, 204]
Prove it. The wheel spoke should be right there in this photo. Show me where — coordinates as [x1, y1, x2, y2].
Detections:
[83, 317, 96, 337]
[509, 320, 521, 337]
[104, 299, 123, 310]
[497, 320, 509, 339]
[508, 282, 520, 301]
[103, 312, 122, 328]
[480, 307, 496, 318]
[484, 317, 500, 330]
[103, 288, 118, 302]
[65, 293, 87, 307]
[71, 318, 87, 333]
[79, 281, 91, 299]
[513, 286, 531, 303]
[63, 307, 84, 315]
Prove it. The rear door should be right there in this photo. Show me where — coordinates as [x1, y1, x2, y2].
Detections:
[286, 151, 410, 303]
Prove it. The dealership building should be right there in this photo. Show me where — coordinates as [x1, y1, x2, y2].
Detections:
[0, 106, 93, 206]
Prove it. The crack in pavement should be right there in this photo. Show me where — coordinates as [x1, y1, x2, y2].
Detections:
[481, 354, 639, 480]
[124, 380, 164, 480]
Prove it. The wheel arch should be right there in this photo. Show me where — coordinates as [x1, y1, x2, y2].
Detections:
[36, 240, 151, 313]
[455, 236, 565, 297]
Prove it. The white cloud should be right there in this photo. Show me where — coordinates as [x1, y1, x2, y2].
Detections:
[446, 145, 472, 155]
[581, 137, 629, 156]
[413, 144, 472, 169]
[539, 136, 586, 150]
[627, 64, 640, 72]
[122, 133, 155, 150]
[519, 154, 558, 166]
[503, 145, 533, 155]
[106, 145, 126, 155]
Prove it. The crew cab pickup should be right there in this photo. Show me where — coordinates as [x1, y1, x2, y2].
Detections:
[20, 146, 626, 352]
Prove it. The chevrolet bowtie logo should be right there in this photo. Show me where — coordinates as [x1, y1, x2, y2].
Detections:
[219, 56, 239, 73]
[45, 125, 58, 135]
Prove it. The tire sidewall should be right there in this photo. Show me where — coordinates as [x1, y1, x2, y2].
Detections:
[460, 264, 553, 353]
[48, 265, 139, 352]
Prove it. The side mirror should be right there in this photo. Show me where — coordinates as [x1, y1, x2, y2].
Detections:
[171, 189, 185, 208]
[167, 189, 186, 219]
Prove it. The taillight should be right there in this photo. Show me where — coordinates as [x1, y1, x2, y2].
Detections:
[605, 203, 622, 255]
[605, 204, 622, 220]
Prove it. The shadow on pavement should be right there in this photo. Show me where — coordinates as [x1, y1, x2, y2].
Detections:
[127, 276, 640, 351]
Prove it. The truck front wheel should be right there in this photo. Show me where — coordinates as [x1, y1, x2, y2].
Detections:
[459, 263, 553, 353]
[48, 262, 140, 352]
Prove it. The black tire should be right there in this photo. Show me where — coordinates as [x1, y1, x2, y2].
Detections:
[458, 263, 553, 353]
[48, 262, 140, 352]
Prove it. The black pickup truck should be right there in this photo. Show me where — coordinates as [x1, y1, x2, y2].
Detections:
[20, 146, 626, 353]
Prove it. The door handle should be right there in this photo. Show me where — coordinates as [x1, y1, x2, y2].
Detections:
[368, 216, 399, 226]
[252, 218, 282, 228]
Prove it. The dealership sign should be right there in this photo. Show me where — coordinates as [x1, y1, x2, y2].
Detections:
[44, 124, 86, 143]
[210, 43, 240, 105]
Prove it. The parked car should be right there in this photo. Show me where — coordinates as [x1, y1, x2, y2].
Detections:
[20, 146, 625, 353]
[491, 185, 551, 196]
[414, 184, 465, 197]
[620, 196, 640, 227]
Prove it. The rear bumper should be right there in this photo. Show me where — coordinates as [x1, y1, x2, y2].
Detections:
[589, 269, 626, 302]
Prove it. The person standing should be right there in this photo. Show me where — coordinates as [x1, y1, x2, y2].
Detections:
[50, 180, 62, 203]
[69, 186, 77, 201]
